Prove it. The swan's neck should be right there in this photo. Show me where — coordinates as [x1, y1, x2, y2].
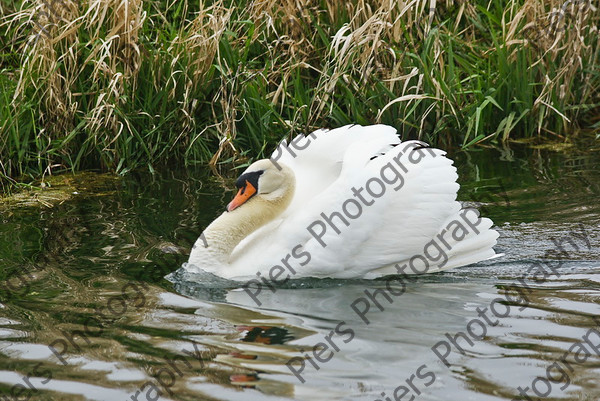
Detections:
[202, 184, 294, 266]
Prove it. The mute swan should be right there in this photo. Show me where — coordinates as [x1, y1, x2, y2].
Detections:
[187, 124, 499, 281]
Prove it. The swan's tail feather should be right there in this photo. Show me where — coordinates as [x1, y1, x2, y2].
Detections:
[370, 210, 499, 277]
[428, 216, 499, 273]
[416, 211, 499, 274]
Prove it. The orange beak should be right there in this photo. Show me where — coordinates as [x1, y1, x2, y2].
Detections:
[227, 180, 257, 212]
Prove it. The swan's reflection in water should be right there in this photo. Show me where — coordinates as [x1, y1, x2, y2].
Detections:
[166, 261, 600, 401]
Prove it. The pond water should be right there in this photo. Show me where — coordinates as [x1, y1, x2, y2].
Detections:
[1, 142, 599, 401]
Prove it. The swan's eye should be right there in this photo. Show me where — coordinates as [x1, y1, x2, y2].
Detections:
[235, 170, 264, 190]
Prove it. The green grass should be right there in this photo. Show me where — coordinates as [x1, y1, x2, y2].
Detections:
[0, 0, 598, 191]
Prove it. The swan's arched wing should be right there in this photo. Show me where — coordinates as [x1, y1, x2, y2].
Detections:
[226, 125, 397, 276]
[271, 124, 399, 215]
[227, 125, 498, 279]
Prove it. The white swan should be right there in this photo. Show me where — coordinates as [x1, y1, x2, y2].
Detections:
[187, 124, 499, 281]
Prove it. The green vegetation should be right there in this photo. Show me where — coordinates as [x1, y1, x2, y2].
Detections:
[1, 0, 599, 191]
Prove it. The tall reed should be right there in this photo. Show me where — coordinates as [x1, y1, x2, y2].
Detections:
[1, 0, 598, 188]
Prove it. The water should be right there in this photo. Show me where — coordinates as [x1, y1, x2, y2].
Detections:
[1, 143, 599, 401]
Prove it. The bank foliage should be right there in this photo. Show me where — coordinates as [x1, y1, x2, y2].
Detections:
[1, 0, 598, 190]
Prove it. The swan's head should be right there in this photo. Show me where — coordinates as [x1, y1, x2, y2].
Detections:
[227, 159, 294, 212]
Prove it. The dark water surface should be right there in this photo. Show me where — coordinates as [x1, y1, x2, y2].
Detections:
[1, 144, 599, 401]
